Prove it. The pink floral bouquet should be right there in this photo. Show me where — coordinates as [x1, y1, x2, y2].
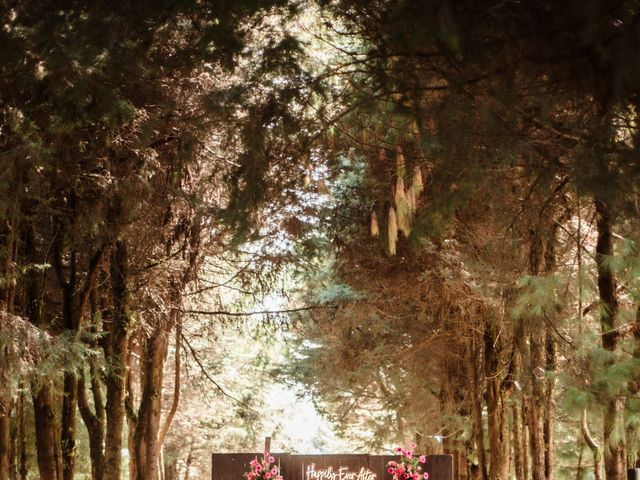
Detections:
[246, 451, 283, 480]
[387, 443, 428, 480]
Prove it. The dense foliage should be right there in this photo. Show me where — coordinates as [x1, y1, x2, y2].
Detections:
[2, 1, 640, 480]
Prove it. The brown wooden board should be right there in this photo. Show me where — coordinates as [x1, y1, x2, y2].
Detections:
[212, 454, 452, 480]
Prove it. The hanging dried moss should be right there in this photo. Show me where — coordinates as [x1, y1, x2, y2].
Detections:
[388, 206, 398, 255]
[395, 176, 407, 208]
[370, 211, 379, 237]
[396, 145, 405, 177]
[411, 166, 423, 194]
[406, 188, 416, 212]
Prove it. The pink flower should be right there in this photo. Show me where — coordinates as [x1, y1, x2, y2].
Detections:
[417, 467, 422, 472]
[256, 465, 263, 472]
[389, 461, 397, 467]
[269, 456, 275, 463]
[264, 451, 270, 457]
[410, 443, 417, 450]
[271, 468, 278, 475]
[397, 468, 404, 476]
[406, 451, 413, 459]
[388, 468, 395, 475]
[395, 447, 403, 452]
[418, 456, 426, 464]
[265, 473, 272, 479]
[413, 474, 419, 480]
[423, 474, 429, 480]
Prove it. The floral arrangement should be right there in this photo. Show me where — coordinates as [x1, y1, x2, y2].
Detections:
[246, 451, 283, 480]
[387, 443, 428, 480]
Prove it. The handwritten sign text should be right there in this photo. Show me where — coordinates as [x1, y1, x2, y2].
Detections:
[305, 464, 377, 480]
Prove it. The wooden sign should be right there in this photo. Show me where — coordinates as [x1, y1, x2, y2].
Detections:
[211, 453, 452, 480]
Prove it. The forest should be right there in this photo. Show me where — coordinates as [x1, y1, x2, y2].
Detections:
[2, 0, 640, 479]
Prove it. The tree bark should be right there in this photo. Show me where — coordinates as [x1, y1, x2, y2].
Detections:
[61, 372, 78, 480]
[0, 216, 17, 480]
[484, 322, 510, 480]
[522, 398, 530, 480]
[33, 386, 62, 480]
[513, 398, 525, 480]
[0, 402, 9, 480]
[594, 199, 625, 480]
[469, 339, 488, 480]
[126, 345, 138, 480]
[157, 321, 181, 453]
[133, 282, 181, 480]
[183, 444, 194, 480]
[18, 391, 27, 480]
[629, 304, 640, 467]
[544, 328, 556, 480]
[527, 229, 546, 480]
[77, 364, 105, 480]
[134, 325, 171, 480]
[103, 240, 131, 479]
[543, 223, 559, 480]
[24, 220, 61, 480]
[582, 410, 602, 480]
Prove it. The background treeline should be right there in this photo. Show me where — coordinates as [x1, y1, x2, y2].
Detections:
[3, 1, 640, 480]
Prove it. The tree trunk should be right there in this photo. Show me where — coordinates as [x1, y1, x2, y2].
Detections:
[544, 329, 556, 480]
[513, 398, 525, 480]
[469, 339, 488, 480]
[126, 345, 138, 480]
[0, 216, 17, 480]
[77, 365, 105, 480]
[25, 220, 61, 480]
[527, 229, 546, 480]
[523, 399, 530, 480]
[543, 223, 559, 480]
[528, 328, 545, 480]
[33, 386, 62, 480]
[103, 240, 131, 479]
[157, 320, 181, 453]
[133, 283, 181, 480]
[630, 304, 640, 467]
[484, 322, 510, 480]
[594, 199, 625, 480]
[0, 404, 9, 480]
[183, 444, 194, 480]
[18, 391, 27, 480]
[582, 410, 602, 480]
[61, 372, 78, 480]
[134, 325, 171, 480]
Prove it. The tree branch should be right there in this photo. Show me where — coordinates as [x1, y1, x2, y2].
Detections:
[157, 319, 181, 450]
[181, 305, 337, 317]
[180, 334, 253, 410]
